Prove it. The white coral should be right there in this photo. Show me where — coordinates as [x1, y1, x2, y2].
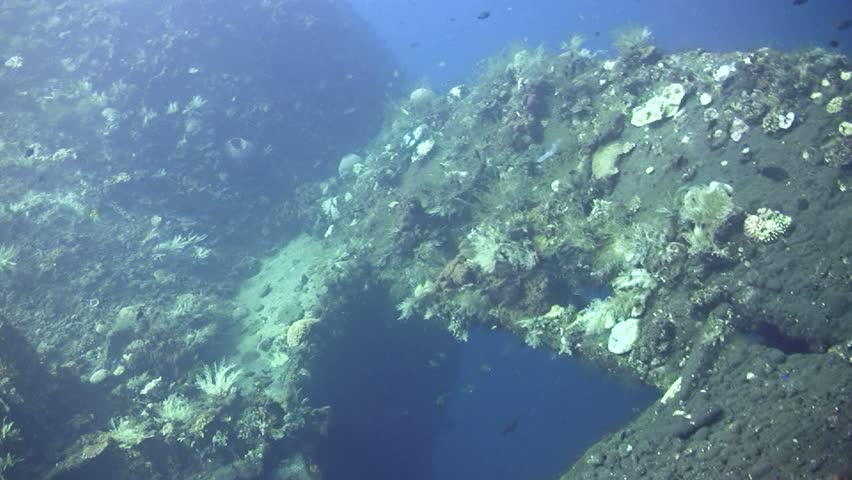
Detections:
[743, 208, 791, 243]
[411, 138, 435, 162]
[154, 232, 207, 253]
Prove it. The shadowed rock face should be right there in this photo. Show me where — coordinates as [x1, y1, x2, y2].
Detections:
[2, 0, 398, 218]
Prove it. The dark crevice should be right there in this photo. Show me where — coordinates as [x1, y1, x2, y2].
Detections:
[301, 283, 658, 480]
[304, 286, 461, 480]
[746, 321, 815, 354]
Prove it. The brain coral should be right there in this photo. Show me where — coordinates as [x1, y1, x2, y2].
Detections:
[286, 317, 320, 348]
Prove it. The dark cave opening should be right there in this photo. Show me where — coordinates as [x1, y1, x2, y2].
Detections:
[304, 287, 461, 480]
[303, 287, 658, 480]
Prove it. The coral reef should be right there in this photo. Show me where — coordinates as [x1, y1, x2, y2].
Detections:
[300, 40, 852, 479]
[1, 8, 851, 479]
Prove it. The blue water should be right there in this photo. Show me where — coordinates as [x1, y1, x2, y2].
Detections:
[350, 0, 852, 88]
[309, 301, 657, 480]
[434, 329, 657, 480]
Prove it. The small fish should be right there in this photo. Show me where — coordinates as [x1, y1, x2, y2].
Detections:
[461, 383, 475, 394]
[477, 10, 490, 20]
[435, 393, 448, 406]
[829, 40, 840, 48]
[501, 418, 519, 435]
[479, 363, 493, 373]
[409, 41, 420, 48]
[838, 19, 852, 31]
[792, 0, 807, 5]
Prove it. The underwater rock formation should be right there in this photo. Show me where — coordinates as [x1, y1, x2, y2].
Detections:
[1, 5, 851, 478]
[301, 42, 852, 479]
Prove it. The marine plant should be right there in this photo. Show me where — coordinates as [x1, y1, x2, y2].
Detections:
[678, 182, 735, 253]
[157, 394, 195, 424]
[611, 25, 654, 56]
[0, 246, 17, 272]
[0, 452, 18, 479]
[0, 418, 17, 442]
[575, 297, 627, 335]
[154, 232, 208, 254]
[466, 225, 538, 275]
[564, 34, 585, 52]
[597, 222, 666, 271]
[195, 361, 243, 399]
[0, 417, 19, 476]
[109, 416, 153, 449]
